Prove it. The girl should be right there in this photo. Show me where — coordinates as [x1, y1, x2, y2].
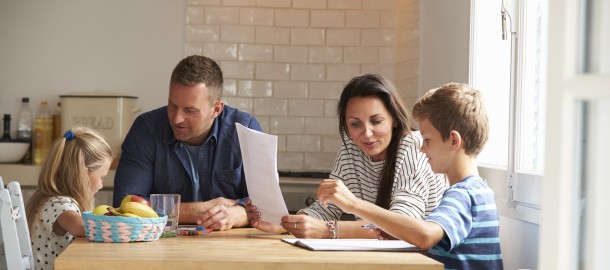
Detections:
[25, 127, 112, 270]
[247, 74, 449, 239]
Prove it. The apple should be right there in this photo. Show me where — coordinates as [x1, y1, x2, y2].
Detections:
[120, 195, 151, 207]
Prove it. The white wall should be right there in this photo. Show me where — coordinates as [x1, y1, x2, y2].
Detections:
[420, 1, 539, 269]
[0, 0, 184, 139]
[419, 0, 470, 94]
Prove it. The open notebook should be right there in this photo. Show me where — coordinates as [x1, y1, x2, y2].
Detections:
[281, 238, 422, 252]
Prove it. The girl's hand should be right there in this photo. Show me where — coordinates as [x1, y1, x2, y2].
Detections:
[316, 179, 359, 213]
[280, 215, 333, 239]
[373, 228, 398, 240]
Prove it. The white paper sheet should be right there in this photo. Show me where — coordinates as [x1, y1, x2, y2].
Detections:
[236, 123, 289, 225]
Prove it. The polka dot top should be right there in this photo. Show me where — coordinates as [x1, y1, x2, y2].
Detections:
[30, 196, 80, 270]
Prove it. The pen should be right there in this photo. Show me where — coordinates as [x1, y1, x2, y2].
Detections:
[361, 223, 378, 229]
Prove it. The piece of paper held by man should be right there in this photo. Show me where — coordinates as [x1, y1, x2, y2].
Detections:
[236, 123, 289, 225]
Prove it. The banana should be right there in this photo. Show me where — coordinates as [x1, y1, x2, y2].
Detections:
[120, 212, 142, 218]
[120, 202, 159, 218]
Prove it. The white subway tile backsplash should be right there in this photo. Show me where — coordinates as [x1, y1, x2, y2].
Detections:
[185, 43, 204, 56]
[308, 47, 343, 64]
[221, 25, 255, 43]
[304, 117, 338, 135]
[223, 0, 256, 6]
[362, 29, 395, 46]
[256, 63, 290, 80]
[185, 0, 419, 172]
[256, 0, 291, 8]
[324, 100, 339, 117]
[289, 99, 324, 116]
[304, 152, 336, 171]
[327, 0, 362, 10]
[187, 7, 205, 24]
[274, 81, 308, 98]
[346, 11, 380, 28]
[287, 135, 320, 152]
[362, 0, 396, 10]
[205, 7, 240, 24]
[326, 64, 361, 82]
[291, 64, 324, 81]
[254, 98, 288, 115]
[223, 79, 238, 96]
[326, 29, 360, 46]
[238, 80, 273, 97]
[291, 28, 325, 45]
[204, 43, 238, 60]
[270, 116, 305, 134]
[188, 0, 221, 5]
[274, 46, 308, 63]
[321, 135, 342, 153]
[256, 27, 290, 44]
[311, 10, 345, 28]
[224, 97, 254, 113]
[343, 47, 379, 64]
[277, 152, 304, 171]
[309, 81, 344, 99]
[238, 44, 273, 61]
[277, 134, 286, 151]
[220, 61, 255, 79]
[186, 25, 220, 42]
[380, 11, 396, 28]
[240, 8, 274, 26]
[293, 0, 326, 9]
[275, 9, 309, 27]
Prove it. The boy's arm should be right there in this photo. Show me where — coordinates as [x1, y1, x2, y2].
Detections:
[317, 179, 445, 249]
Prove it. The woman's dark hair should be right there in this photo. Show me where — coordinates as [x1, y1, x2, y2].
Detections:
[337, 74, 414, 209]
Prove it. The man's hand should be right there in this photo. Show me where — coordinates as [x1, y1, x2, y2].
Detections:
[179, 197, 248, 231]
[245, 199, 286, 233]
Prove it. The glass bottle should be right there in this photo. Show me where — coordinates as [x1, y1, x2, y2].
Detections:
[17, 97, 33, 142]
[34, 101, 53, 165]
[52, 102, 62, 140]
[2, 114, 11, 141]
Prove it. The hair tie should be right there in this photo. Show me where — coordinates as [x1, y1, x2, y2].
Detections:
[64, 130, 75, 140]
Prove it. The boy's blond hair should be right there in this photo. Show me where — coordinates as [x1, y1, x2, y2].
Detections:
[412, 82, 489, 156]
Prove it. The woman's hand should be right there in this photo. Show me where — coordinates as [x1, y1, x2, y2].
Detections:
[316, 179, 359, 213]
[245, 199, 286, 233]
[280, 215, 333, 239]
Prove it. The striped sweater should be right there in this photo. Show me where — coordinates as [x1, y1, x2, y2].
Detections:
[300, 131, 448, 220]
[426, 175, 503, 270]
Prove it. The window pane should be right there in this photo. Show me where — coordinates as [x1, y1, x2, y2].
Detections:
[471, 0, 510, 167]
[517, 0, 547, 172]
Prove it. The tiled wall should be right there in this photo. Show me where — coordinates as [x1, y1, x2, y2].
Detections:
[185, 0, 420, 172]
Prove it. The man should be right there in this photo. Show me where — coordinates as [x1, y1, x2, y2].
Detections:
[113, 55, 262, 230]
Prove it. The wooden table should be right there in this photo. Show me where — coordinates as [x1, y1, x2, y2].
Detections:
[55, 228, 443, 270]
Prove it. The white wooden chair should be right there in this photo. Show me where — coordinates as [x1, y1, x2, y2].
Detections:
[0, 176, 34, 270]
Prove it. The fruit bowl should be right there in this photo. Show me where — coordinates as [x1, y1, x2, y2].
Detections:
[82, 211, 168, 243]
[0, 141, 29, 163]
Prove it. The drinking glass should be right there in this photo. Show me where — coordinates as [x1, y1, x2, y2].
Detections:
[150, 194, 181, 238]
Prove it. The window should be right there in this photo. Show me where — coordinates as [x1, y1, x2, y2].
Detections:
[470, 0, 548, 222]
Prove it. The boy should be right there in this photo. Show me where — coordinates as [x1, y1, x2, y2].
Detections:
[317, 82, 503, 269]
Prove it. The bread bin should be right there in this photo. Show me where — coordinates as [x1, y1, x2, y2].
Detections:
[60, 92, 139, 159]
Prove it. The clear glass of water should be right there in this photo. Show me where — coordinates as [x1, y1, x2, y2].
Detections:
[150, 194, 181, 238]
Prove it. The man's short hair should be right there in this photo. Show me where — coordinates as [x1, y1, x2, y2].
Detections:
[170, 55, 223, 101]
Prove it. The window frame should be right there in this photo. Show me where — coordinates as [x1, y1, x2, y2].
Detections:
[470, 0, 546, 224]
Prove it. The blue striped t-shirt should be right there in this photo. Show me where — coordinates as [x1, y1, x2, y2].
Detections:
[425, 175, 503, 270]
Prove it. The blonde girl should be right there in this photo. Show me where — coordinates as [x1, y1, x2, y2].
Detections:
[25, 127, 112, 270]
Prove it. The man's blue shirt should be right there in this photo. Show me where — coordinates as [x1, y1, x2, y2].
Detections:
[112, 105, 262, 207]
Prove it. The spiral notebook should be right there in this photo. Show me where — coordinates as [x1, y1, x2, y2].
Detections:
[281, 238, 421, 252]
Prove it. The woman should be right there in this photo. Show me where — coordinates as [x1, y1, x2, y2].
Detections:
[247, 74, 448, 238]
